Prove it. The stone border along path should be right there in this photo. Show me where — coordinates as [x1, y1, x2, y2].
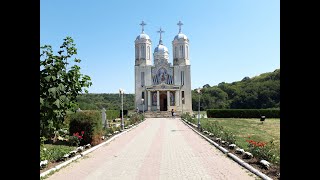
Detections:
[42, 118, 263, 180]
[40, 121, 142, 178]
[180, 118, 273, 180]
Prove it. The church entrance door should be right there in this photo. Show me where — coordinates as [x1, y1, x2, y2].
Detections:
[160, 93, 167, 111]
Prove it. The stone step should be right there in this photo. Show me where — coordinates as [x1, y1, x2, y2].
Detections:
[144, 111, 181, 118]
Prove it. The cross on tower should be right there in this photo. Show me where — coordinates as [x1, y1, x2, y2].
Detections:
[177, 21, 183, 33]
[140, 21, 146, 33]
[157, 27, 165, 44]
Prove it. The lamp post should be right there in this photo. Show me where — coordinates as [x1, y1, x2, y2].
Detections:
[119, 88, 124, 130]
[196, 88, 202, 130]
[181, 97, 184, 115]
[141, 98, 145, 117]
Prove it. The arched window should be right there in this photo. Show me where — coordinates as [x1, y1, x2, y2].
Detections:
[141, 45, 145, 58]
[136, 46, 139, 58]
[175, 46, 177, 58]
[147, 46, 150, 59]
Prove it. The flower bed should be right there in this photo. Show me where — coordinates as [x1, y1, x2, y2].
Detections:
[181, 117, 280, 180]
[40, 115, 145, 175]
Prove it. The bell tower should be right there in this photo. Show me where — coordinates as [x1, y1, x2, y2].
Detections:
[172, 21, 190, 66]
[135, 21, 152, 66]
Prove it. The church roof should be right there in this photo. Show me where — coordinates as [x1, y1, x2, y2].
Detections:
[154, 44, 168, 53]
[136, 33, 150, 40]
[174, 33, 188, 40]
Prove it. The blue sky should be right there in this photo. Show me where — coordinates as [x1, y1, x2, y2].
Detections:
[40, 0, 280, 94]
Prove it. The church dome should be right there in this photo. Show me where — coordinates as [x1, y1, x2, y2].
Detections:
[136, 33, 150, 40]
[174, 33, 188, 40]
[154, 44, 168, 53]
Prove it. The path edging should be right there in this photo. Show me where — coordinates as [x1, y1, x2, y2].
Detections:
[40, 121, 142, 178]
[180, 119, 273, 180]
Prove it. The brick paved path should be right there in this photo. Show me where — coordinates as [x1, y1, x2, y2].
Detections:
[46, 118, 258, 180]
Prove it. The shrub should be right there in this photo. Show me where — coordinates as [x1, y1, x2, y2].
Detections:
[91, 131, 103, 146]
[106, 110, 120, 120]
[68, 131, 84, 146]
[246, 137, 279, 165]
[69, 110, 103, 145]
[104, 127, 114, 135]
[129, 113, 144, 124]
[181, 112, 193, 121]
[68, 135, 80, 146]
[221, 130, 236, 144]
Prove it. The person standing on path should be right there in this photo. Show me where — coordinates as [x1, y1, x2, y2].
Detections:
[171, 109, 175, 118]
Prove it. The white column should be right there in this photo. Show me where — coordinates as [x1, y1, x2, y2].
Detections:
[157, 91, 160, 111]
[148, 91, 151, 111]
[167, 91, 170, 111]
[175, 90, 179, 107]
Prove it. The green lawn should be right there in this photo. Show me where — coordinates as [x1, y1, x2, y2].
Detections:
[200, 118, 280, 162]
[41, 144, 76, 162]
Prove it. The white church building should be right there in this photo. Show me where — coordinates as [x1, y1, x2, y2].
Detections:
[134, 21, 192, 114]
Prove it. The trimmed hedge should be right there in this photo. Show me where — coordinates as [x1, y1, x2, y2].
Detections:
[69, 110, 103, 145]
[206, 109, 280, 118]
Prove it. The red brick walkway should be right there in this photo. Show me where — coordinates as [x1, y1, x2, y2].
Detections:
[46, 118, 258, 180]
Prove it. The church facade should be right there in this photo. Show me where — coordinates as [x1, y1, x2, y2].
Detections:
[134, 21, 192, 113]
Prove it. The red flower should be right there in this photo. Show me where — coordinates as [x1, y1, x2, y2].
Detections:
[81, 131, 84, 135]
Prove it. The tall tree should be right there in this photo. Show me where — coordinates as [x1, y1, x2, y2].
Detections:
[40, 37, 92, 137]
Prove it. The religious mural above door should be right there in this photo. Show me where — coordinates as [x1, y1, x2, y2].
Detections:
[152, 65, 173, 85]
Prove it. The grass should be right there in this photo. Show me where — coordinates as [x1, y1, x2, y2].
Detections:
[41, 144, 77, 162]
[199, 118, 280, 162]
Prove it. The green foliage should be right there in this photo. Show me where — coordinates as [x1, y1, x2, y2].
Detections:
[202, 121, 224, 138]
[68, 135, 80, 146]
[246, 137, 279, 165]
[106, 110, 120, 120]
[104, 127, 114, 135]
[199, 118, 280, 165]
[221, 130, 236, 144]
[192, 69, 280, 110]
[76, 93, 135, 111]
[184, 117, 279, 164]
[40, 136, 47, 146]
[40, 37, 92, 138]
[129, 113, 144, 124]
[40, 144, 75, 162]
[181, 112, 193, 122]
[206, 109, 280, 118]
[69, 110, 102, 145]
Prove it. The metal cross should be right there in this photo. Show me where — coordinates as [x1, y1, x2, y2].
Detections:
[157, 27, 165, 40]
[140, 21, 146, 33]
[157, 27, 165, 44]
[177, 21, 183, 33]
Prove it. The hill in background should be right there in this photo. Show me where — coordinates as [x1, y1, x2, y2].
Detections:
[77, 69, 280, 111]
